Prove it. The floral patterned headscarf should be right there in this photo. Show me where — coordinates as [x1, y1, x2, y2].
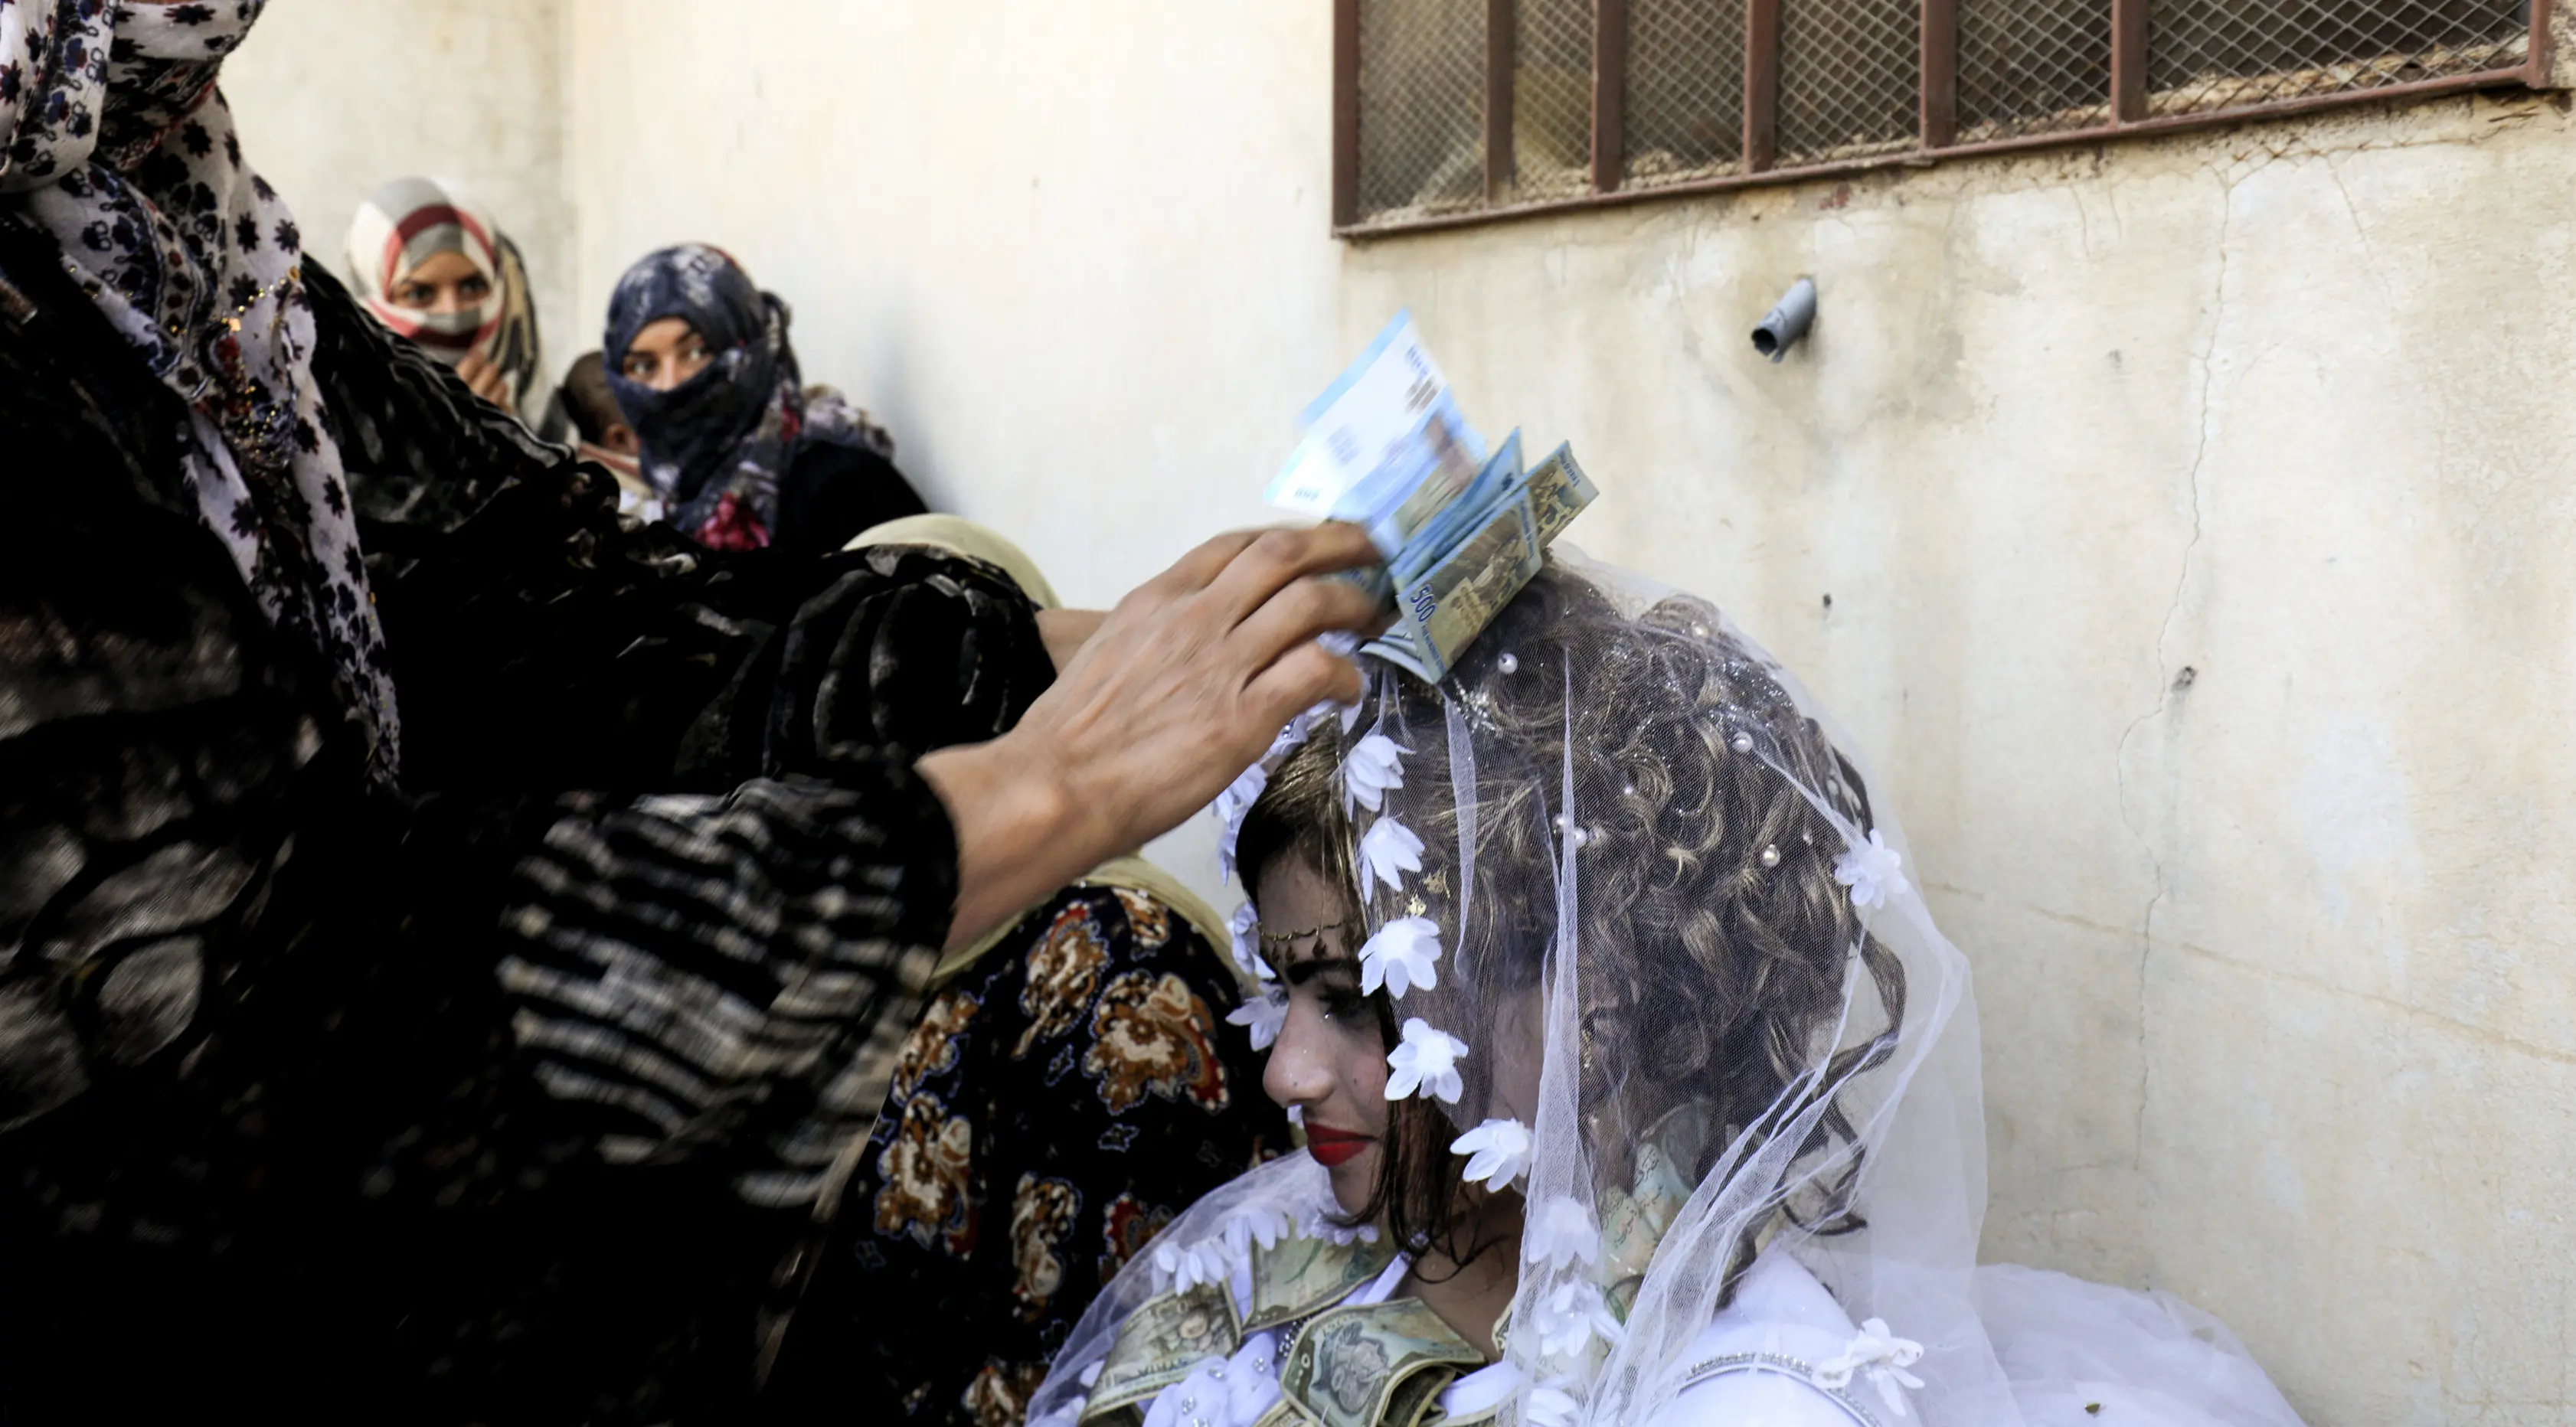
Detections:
[603, 243, 892, 551]
[0, 0, 400, 777]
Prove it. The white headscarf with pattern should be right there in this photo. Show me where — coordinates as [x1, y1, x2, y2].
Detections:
[2, 0, 398, 776]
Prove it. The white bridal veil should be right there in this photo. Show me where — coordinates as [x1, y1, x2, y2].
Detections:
[1031, 550, 2303, 1427]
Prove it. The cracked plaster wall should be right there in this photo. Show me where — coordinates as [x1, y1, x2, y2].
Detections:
[227, 3, 2576, 1421]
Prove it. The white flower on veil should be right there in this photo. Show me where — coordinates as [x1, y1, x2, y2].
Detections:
[1227, 988, 1287, 1050]
[1152, 1236, 1231, 1293]
[1440, 1362, 1581, 1426]
[1211, 714, 1319, 881]
[1523, 1196, 1601, 1271]
[1358, 916, 1441, 998]
[1153, 1208, 1290, 1296]
[1221, 1206, 1291, 1259]
[1226, 902, 1272, 982]
[1532, 1280, 1625, 1360]
[1342, 733, 1408, 812]
[1357, 816, 1425, 893]
[1212, 761, 1270, 883]
[1449, 1117, 1532, 1189]
[1525, 1376, 1583, 1427]
[1817, 1318, 1928, 1418]
[1385, 1017, 1467, 1102]
[1832, 828, 1909, 910]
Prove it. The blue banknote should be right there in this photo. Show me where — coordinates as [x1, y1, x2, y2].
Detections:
[1270, 314, 1599, 682]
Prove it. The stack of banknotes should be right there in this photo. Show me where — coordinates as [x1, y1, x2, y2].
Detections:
[1267, 312, 1597, 683]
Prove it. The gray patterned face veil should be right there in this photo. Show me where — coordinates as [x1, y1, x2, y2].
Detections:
[1035, 550, 2306, 1427]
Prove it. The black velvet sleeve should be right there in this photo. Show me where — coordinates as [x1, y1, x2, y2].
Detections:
[0, 227, 1021, 1422]
[0, 217, 346, 1139]
[773, 439, 930, 559]
[301, 253, 1018, 1194]
[760, 542, 1059, 772]
[469, 537, 1059, 1209]
[307, 260, 816, 796]
[306, 262, 581, 534]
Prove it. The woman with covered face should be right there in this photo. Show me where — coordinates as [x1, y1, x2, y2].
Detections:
[346, 174, 543, 416]
[604, 242, 925, 554]
[0, 2, 1382, 1417]
[1031, 557, 2307, 1427]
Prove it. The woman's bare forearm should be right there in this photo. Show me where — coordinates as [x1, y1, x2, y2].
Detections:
[920, 524, 1386, 949]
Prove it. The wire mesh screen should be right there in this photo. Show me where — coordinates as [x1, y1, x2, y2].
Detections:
[1341, 0, 2538, 230]
[1357, 0, 1489, 223]
[1511, 0, 1597, 201]
[1625, 0, 1750, 187]
[1778, 0, 1923, 166]
[1960, 0, 2113, 140]
[2146, 0, 2530, 116]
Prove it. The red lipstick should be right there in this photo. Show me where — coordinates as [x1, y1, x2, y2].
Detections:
[1303, 1125, 1375, 1169]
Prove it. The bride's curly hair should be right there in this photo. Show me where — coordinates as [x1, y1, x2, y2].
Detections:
[1237, 563, 1906, 1284]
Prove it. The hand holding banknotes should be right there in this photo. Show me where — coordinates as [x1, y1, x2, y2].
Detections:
[920, 523, 1388, 949]
[931, 312, 1588, 949]
[1267, 312, 1597, 681]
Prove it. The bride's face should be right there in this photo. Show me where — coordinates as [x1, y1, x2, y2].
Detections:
[1254, 855, 1389, 1218]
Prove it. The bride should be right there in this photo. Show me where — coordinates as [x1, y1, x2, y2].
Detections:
[1028, 553, 2306, 1427]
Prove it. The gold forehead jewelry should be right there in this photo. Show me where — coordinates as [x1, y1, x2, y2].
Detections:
[1257, 918, 1353, 949]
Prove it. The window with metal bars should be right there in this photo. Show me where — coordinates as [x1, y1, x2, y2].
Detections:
[1331, 0, 2556, 234]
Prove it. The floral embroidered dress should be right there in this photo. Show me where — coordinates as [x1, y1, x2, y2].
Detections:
[774, 889, 1283, 1427]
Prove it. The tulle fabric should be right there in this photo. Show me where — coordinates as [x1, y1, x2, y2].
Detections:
[1029, 1155, 1342, 1424]
[1032, 549, 2304, 1427]
[1976, 1266, 2306, 1427]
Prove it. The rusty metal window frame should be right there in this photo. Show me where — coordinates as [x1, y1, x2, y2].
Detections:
[1332, 0, 2561, 237]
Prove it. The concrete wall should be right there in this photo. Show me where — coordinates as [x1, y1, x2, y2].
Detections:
[223, 0, 574, 395]
[233, 4, 2576, 1422]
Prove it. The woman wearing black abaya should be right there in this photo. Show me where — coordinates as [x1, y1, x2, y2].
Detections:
[0, 4, 1378, 1419]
